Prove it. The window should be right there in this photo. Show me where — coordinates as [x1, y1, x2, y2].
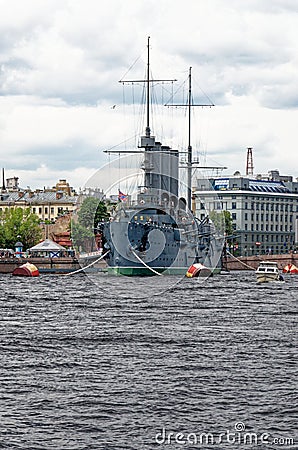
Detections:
[39, 207, 42, 214]
[232, 213, 237, 220]
[232, 202, 236, 209]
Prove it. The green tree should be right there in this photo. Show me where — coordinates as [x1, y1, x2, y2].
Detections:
[77, 197, 109, 230]
[71, 221, 94, 253]
[71, 197, 109, 253]
[0, 207, 42, 250]
[209, 210, 233, 236]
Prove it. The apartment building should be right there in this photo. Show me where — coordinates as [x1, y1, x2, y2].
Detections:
[0, 178, 78, 222]
[194, 170, 298, 256]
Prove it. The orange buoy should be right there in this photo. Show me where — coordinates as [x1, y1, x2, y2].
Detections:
[12, 262, 39, 277]
[186, 263, 212, 278]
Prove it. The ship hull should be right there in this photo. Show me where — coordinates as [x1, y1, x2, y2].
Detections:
[106, 265, 204, 276]
[100, 206, 223, 277]
[107, 266, 221, 276]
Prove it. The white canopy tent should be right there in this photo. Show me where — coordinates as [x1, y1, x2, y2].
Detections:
[29, 239, 67, 257]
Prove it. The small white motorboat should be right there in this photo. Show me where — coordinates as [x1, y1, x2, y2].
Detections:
[255, 261, 284, 283]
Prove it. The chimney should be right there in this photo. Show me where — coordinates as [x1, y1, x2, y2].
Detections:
[2, 168, 5, 191]
[246, 147, 254, 176]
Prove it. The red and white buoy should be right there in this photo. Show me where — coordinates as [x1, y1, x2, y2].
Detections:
[282, 263, 298, 274]
[12, 262, 39, 277]
[185, 263, 212, 278]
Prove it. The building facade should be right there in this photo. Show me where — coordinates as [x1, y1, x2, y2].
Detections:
[194, 170, 298, 256]
[0, 178, 78, 222]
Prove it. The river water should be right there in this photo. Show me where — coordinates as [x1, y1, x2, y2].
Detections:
[0, 271, 296, 449]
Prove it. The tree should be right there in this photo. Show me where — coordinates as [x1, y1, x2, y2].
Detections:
[0, 207, 42, 250]
[71, 221, 94, 253]
[77, 197, 109, 230]
[209, 210, 233, 237]
[71, 197, 109, 253]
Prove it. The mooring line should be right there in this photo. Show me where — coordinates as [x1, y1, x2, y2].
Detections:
[131, 248, 163, 276]
[64, 250, 110, 276]
[226, 250, 255, 270]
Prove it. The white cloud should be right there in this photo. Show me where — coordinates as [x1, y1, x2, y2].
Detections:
[0, 0, 297, 192]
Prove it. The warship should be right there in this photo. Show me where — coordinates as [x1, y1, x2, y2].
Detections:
[98, 38, 224, 275]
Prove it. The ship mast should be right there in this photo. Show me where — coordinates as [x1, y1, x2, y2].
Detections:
[146, 36, 150, 137]
[187, 67, 193, 212]
[105, 37, 176, 152]
[169, 67, 215, 211]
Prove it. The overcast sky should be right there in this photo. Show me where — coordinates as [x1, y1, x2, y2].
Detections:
[0, 0, 297, 191]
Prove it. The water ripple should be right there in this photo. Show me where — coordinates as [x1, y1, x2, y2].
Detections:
[0, 271, 297, 449]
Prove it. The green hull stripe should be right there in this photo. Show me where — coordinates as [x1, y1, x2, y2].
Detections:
[107, 266, 220, 276]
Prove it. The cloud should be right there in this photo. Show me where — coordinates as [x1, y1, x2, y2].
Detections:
[0, 0, 297, 191]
